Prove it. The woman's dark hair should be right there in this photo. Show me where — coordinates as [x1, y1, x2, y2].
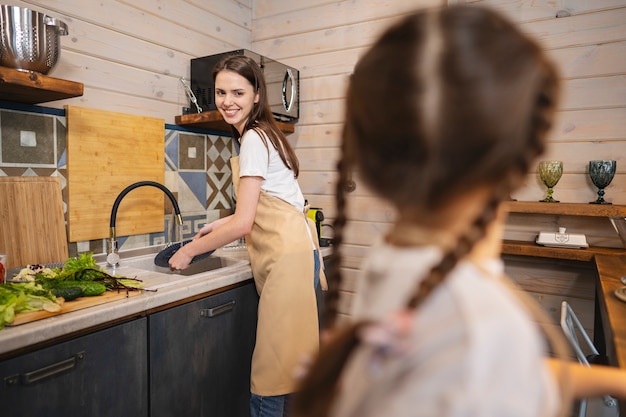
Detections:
[212, 54, 300, 177]
[292, 5, 560, 417]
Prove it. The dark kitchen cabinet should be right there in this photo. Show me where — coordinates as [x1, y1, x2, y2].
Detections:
[0, 317, 148, 416]
[149, 281, 258, 417]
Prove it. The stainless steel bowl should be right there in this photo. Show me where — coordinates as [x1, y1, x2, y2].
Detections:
[0, 5, 68, 74]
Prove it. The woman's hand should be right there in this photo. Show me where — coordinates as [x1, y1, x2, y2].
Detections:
[167, 176, 261, 271]
[168, 244, 194, 271]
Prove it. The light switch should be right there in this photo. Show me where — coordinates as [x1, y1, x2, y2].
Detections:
[188, 147, 197, 158]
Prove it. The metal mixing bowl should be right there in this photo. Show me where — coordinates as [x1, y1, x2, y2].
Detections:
[0, 5, 68, 74]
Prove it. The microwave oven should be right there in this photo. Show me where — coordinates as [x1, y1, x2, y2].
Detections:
[190, 49, 299, 123]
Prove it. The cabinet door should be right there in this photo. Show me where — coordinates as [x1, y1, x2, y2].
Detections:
[0, 317, 148, 416]
[150, 281, 258, 417]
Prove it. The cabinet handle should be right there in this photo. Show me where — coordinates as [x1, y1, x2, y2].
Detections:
[4, 351, 85, 386]
[200, 300, 235, 318]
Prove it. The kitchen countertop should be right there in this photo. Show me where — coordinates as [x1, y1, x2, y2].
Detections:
[594, 254, 626, 411]
[594, 254, 626, 368]
[0, 245, 332, 359]
[0, 247, 253, 358]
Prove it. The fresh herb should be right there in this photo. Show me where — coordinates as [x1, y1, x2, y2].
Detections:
[0, 253, 146, 330]
[0, 282, 61, 329]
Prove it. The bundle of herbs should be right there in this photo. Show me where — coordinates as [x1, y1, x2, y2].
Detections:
[42, 253, 144, 293]
[0, 253, 145, 328]
[13, 253, 144, 293]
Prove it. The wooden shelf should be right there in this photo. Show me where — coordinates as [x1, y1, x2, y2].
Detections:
[502, 240, 626, 262]
[0, 66, 84, 104]
[503, 201, 626, 217]
[175, 110, 295, 135]
[501, 202, 626, 261]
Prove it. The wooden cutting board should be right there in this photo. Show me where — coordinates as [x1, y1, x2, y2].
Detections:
[66, 106, 165, 242]
[0, 177, 68, 269]
[7, 289, 144, 326]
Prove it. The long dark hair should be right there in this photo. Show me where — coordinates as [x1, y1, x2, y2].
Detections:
[212, 54, 300, 177]
[293, 5, 561, 417]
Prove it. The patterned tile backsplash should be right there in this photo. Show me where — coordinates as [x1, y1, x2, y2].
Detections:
[0, 107, 235, 258]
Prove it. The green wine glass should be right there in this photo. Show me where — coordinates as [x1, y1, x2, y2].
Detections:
[538, 161, 563, 203]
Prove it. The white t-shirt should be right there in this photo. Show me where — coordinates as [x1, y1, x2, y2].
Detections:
[238, 129, 305, 211]
[331, 241, 560, 417]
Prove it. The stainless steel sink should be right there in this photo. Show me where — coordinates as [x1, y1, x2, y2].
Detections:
[119, 254, 243, 276]
[96, 246, 250, 291]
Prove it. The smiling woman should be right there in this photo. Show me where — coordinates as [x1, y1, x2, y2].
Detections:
[167, 54, 326, 417]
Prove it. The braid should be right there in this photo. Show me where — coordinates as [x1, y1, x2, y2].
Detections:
[407, 190, 504, 309]
[291, 147, 360, 417]
[321, 148, 351, 330]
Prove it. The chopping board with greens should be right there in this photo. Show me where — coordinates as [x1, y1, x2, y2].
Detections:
[0, 253, 145, 329]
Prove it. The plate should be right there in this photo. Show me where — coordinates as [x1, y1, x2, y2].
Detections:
[535, 232, 588, 248]
[154, 240, 214, 268]
[614, 287, 626, 303]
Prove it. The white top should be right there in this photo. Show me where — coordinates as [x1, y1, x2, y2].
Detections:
[331, 240, 560, 417]
[238, 129, 305, 211]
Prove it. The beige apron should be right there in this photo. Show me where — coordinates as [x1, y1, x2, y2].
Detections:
[231, 156, 326, 396]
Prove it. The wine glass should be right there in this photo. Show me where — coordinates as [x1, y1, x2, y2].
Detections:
[538, 161, 563, 203]
[589, 160, 616, 204]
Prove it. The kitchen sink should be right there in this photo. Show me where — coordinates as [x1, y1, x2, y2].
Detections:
[96, 247, 250, 291]
[118, 254, 243, 276]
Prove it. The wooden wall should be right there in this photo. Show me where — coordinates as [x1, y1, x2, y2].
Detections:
[251, 0, 444, 315]
[252, 0, 626, 321]
[9, 0, 253, 124]
[6, 1, 624, 324]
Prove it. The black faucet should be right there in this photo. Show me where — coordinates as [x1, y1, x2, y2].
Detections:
[107, 181, 183, 267]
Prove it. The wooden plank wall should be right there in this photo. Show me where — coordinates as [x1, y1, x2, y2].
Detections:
[252, 0, 626, 320]
[251, 0, 443, 317]
[9, 0, 253, 124]
[7, 1, 624, 324]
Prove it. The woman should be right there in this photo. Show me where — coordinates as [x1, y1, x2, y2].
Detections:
[169, 55, 325, 417]
[291, 5, 626, 417]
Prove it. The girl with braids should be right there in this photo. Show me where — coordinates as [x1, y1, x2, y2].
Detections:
[169, 55, 326, 417]
[292, 5, 626, 417]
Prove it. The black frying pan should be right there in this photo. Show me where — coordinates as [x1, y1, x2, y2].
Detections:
[154, 240, 215, 268]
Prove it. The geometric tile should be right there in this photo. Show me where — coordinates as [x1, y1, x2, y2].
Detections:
[179, 171, 207, 208]
[58, 149, 67, 168]
[0, 111, 55, 165]
[56, 117, 66, 167]
[0, 167, 28, 176]
[207, 135, 232, 172]
[207, 171, 232, 209]
[179, 133, 205, 170]
[21, 167, 38, 176]
[165, 130, 178, 171]
[32, 168, 57, 177]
